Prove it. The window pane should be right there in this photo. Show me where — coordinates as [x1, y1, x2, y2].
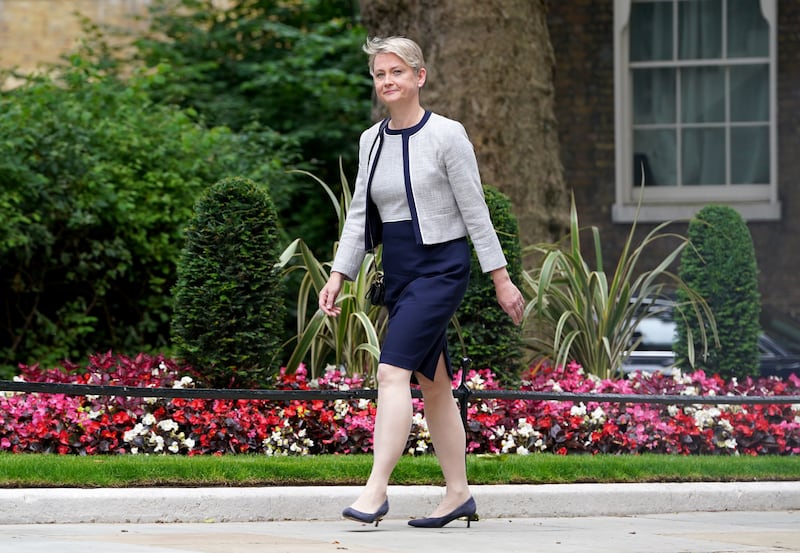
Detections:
[633, 129, 677, 187]
[728, 0, 769, 58]
[681, 66, 725, 123]
[731, 126, 769, 184]
[633, 68, 676, 124]
[682, 128, 725, 185]
[630, 2, 673, 61]
[679, 0, 722, 60]
[730, 64, 769, 122]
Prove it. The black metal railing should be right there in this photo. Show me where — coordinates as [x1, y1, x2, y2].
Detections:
[2, 358, 799, 432]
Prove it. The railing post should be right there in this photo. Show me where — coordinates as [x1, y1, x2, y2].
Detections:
[455, 356, 473, 432]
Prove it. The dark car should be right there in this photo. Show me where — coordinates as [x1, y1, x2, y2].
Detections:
[621, 304, 800, 378]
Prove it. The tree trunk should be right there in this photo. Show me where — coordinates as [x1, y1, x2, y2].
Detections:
[359, 0, 568, 251]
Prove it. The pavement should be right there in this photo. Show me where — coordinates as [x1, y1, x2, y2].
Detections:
[1, 482, 799, 553]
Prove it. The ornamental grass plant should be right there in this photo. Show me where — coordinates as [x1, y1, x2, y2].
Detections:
[278, 166, 386, 382]
[522, 194, 717, 380]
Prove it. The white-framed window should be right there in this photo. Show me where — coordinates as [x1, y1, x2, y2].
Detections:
[613, 0, 780, 222]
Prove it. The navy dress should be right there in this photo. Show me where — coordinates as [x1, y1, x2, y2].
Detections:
[379, 220, 471, 381]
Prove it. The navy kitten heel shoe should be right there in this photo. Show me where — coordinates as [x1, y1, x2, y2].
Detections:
[342, 499, 390, 527]
[408, 496, 478, 528]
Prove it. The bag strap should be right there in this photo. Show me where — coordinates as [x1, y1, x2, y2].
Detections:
[365, 118, 389, 266]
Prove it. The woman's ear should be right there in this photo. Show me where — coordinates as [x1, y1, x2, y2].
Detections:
[417, 67, 427, 88]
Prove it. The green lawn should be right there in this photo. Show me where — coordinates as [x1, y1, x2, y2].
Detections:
[1, 453, 798, 488]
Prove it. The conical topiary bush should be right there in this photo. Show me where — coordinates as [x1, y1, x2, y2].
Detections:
[675, 204, 761, 379]
[450, 185, 524, 385]
[171, 176, 286, 388]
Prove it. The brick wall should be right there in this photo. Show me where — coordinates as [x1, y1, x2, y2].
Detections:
[548, 1, 800, 320]
[0, 0, 150, 85]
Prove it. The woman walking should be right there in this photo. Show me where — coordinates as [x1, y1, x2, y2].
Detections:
[319, 36, 524, 528]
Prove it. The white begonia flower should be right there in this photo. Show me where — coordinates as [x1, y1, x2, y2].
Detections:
[151, 435, 165, 452]
[517, 446, 530, 455]
[332, 399, 349, 419]
[172, 376, 194, 389]
[501, 436, 516, 453]
[142, 413, 157, 426]
[183, 437, 196, 449]
[667, 405, 679, 417]
[468, 374, 485, 390]
[415, 440, 429, 453]
[157, 419, 179, 433]
[516, 418, 534, 438]
[123, 423, 147, 442]
[570, 403, 587, 417]
[86, 394, 99, 401]
[88, 409, 102, 420]
[130, 447, 140, 455]
[673, 372, 691, 385]
[693, 407, 720, 429]
[681, 385, 699, 396]
[590, 406, 606, 423]
[168, 441, 180, 454]
[357, 398, 370, 410]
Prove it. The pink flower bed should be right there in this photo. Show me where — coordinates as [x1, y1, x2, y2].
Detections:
[1, 352, 799, 456]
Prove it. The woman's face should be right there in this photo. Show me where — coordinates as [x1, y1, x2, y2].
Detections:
[372, 53, 426, 108]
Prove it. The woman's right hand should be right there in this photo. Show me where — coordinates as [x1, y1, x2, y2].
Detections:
[319, 272, 345, 317]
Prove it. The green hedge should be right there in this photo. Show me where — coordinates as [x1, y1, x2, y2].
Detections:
[0, 59, 295, 376]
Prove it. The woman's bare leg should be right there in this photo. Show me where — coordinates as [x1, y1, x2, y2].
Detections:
[347, 363, 413, 513]
[416, 354, 471, 516]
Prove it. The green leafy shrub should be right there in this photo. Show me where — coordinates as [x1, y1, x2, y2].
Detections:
[0, 58, 293, 374]
[450, 185, 524, 385]
[129, 0, 371, 253]
[523, 195, 715, 379]
[674, 205, 761, 379]
[171, 176, 286, 388]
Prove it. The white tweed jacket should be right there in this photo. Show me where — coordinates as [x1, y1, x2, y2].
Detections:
[331, 111, 507, 280]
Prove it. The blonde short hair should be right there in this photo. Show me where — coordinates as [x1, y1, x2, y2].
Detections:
[363, 36, 426, 76]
